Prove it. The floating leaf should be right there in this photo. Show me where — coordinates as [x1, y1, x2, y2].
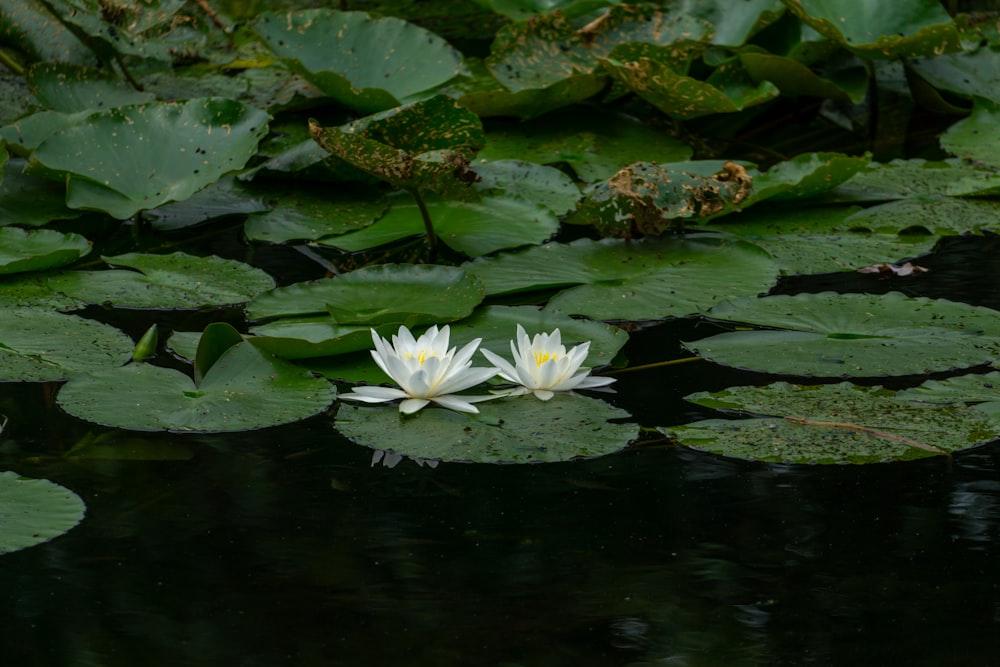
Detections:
[709, 204, 936, 275]
[254, 9, 464, 114]
[828, 159, 1000, 201]
[243, 184, 388, 244]
[783, 0, 961, 59]
[843, 196, 1000, 235]
[465, 236, 778, 320]
[909, 44, 1000, 106]
[0, 471, 86, 554]
[686, 292, 1000, 377]
[0, 160, 83, 226]
[143, 176, 269, 232]
[664, 382, 999, 464]
[57, 342, 336, 432]
[940, 98, 1000, 169]
[337, 392, 634, 464]
[0, 227, 89, 275]
[574, 161, 753, 236]
[472, 0, 616, 21]
[478, 108, 693, 181]
[47, 252, 276, 309]
[896, 371, 1000, 409]
[248, 263, 483, 323]
[28, 98, 270, 219]
[743, 152, 869, 205]
[0, 308, 133, 381]
[671, 0, 785, 46]
[27, 62, 154, 113]
[325, 162, 573, 256]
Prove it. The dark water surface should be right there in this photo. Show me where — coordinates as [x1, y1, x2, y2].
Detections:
[3, 236, 1000, 666]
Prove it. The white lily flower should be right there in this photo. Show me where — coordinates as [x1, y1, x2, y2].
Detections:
[340, 325, 499, 415]
[481, 324, 616, 401]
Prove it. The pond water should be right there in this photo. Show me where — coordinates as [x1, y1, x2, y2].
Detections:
[3, 235, 1000, 666]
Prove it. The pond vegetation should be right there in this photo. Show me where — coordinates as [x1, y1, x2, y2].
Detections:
[3, 1, 1000, 663]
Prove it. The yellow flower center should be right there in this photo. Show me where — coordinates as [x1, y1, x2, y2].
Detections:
[532, 351, 558, 367]
[406, 350, 436, 365]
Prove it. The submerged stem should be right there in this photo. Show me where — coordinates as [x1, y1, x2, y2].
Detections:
[406, 187, 438, 257]
[0, 49, 24, 76]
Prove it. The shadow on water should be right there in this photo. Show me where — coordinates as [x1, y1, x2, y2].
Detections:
[2, 237, 1000, 666]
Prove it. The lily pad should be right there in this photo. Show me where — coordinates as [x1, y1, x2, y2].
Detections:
[47, 252, 276, 309]
[0, 160, 83, 226]
[0, 471, 86, 554]
[143, 176, 269, 232]
[336, 392, 635, 464]
[57, 342, 337, 432]
[939, 99, 1000, 169]
[254, 9, 464, 114]
[0, 227, 90, 275]
[663, 381, 999, 464]
[478, 108, 693, 182]
[27, 98, 270, 219]
[744, 152, 869, 205]
[244, 184, 388, 244]
[828, 159, 1000, 201]
[783, 0, 961, 60]
[685, 292, 1000, 377]
[320, 161, 574, 256]
[843, 196, 1000, 236]
[0, 308, 134, 381]
[248, 263, 484, 323]
[709, 204, 936, 275]
[465, 236, 778, 321]
[909, 45, 1000, 106]
[27, 61, 155, 113]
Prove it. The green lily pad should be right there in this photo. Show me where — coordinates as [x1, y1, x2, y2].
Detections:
[843, 196, 1000, 235]
[940, 99, 1000, 169]
[248, 263, 483, 324]
[465, 236, 778, 321]
[686, 292, 1000, 377]
[478, 108, 693, 182]
[27, 98, 270, 219]
[0, 471, 86, 554]
[322, 162, 573, 256]
[40, 0, 181, 63]
[249, 320, 384, 360]
[0, 273, 86, 309]
[143, 176, 269, 232]
[57, 342, 337, 432]
[47, 252, 276, 309]
[0, 0, 94, 65]
[709, 204, 936, 275]
[472, 0, 615, 20]
[244, 184, 388, 244]
[0, 308, 133, 381]
[894, 372, 1000, 425]
[254, 9, 464, 114]
[0, 227, 90, 275]
[672, 0, 785, 46]
[337, 392, 635, 464]
[740, 51, 866, 104]
[909, 44, 1000, 106]
[828, 159, 1000, 201]
[663, 381, 999, 464]
[0, 160, 83, 226]
[744, 152, 870, 205]
[27, 61, 154, 113]
[0, 109, 94, 155]
[783, 0, 961, 60]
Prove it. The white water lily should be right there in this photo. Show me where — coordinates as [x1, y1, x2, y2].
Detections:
[340, 325, 499, 414]
[481, 324, 616, 401]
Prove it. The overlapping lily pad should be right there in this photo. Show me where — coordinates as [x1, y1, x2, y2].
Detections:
[465, 236, 778, 321]
[663, 381, 1000, 464]
[57, 341, 336, 432]
[27, 98, 269, 219]
[248, 263, 484, 323]
[0, 471, 86, 554]
[255, 9, 465, 114]
[47, 252, 276, 309]
[686, 292, 1000, 377]
[0, 308, 133, 381]
[337, 392, 634, 464]
[0, 227, 90, 275]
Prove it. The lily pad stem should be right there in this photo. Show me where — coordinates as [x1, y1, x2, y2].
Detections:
[0, 49, 24, 76]
[406, 187, 438, 257]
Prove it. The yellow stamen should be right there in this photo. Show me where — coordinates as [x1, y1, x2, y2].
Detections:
[405, 350, 434, 365]
[533, 351, 558, 367]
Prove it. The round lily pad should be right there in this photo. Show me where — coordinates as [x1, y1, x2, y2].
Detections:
[686, 292, 1000, 377]
[0, 227, 90, 275]
[0, 308, 134, 381]
[0, 471, 86, 554]
[247, 263, 484, 324]
[47, 252, 276, 309]
[336, 392, 635, 464]
[57, 342, 337, 432]
[663, 381, 1000, 464]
